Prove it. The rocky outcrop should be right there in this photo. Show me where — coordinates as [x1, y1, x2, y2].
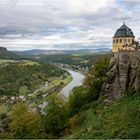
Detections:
[0, 47, 18, 59]
[0, 47, 8, 55]
[101, 51, 140, 105]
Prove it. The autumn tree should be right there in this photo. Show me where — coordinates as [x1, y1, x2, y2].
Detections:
[9, 103, 46, 139]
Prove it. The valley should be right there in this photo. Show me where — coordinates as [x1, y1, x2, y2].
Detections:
[0, 0, 140, 139]
[0, 51, 88, 118]
[0, 59, 71, 104]
[0, 48, 140, 139]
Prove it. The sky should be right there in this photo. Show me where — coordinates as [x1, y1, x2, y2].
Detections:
[0, 0, 140, 51]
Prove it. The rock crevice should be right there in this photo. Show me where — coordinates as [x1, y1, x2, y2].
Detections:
[101, 51, 140, 104]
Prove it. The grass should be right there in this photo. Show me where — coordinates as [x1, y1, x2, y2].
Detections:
[31, 75, 72, 107]
[72, 54, 81, 57]
[63, 76, 73, 85]
[47, 75, 72, 94]
[19, 86, 29, 95]
[0, 59, 17, 64]
[0, 105, 8, 114]
[0, 60, 39, 66]
[63, 94, 140, 139]
[48, 76, 72, 88]
[20, 61, 40, 66]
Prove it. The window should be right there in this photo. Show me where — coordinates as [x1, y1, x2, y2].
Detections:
[116, 39, 118, 43]
[124, 39, 126, 43]
[113, 39, 115, 43]
[128, 39, 130, 43]
[120, 39, 122, 43]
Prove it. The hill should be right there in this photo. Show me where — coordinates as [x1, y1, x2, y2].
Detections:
[63, 94, 140, 139]
[0, 60, 69, 101]
[13, 48, 111, 56]
[0, 51, 139, 139]
[0, 47, 19, 59]
[14, 49, 46, 55]
[61, 51, 140, 139]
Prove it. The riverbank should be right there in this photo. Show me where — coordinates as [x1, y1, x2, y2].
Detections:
[30, 69, 85, 114]
[29, 74, 72, 106]
[61, 69, 85, 97]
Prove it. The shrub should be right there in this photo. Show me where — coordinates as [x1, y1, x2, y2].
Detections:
[9, 103, 46, 139]
[68, 86, 88, 116]
[84, 56, 110, 101]
[68, 56, 110, 117]
[125, 86, 136, 96]
[44, 94, 68, 135]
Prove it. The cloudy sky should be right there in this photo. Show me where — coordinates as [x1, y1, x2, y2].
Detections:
[0, 0, 140, 51]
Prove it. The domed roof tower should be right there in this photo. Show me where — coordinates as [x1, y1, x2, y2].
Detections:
[112, 23, 135, 52]
[114, 23, 135, 38]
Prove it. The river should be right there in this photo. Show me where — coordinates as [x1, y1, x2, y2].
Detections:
[31, 69, 85, 114]
[61, 69, 85, 97]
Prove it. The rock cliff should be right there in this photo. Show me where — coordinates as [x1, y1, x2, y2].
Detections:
[0, 47, 18, 59]
[0, 47, 8, 55]
[101, 51, 140, 105]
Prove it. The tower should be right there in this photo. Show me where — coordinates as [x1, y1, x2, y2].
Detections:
[112, 23, 135, 52]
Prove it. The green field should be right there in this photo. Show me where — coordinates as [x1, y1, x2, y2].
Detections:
[20, 61, 40, 66]
[0, 59, 17, 64]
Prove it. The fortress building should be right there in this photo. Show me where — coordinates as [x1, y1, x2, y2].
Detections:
[112, 23, 138, 52]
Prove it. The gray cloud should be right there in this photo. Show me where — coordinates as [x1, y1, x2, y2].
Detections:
[0, 0, 140, 50]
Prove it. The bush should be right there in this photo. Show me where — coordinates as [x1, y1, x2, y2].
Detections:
[44, 94, 68, 135]
[68, 56, 110, 117]
[68, 86, 89, 116]
[9, 103, 46, 139]
[84, 56, 110, 100]
[127, 128, 140, 139]
[125, 86, 136, 96]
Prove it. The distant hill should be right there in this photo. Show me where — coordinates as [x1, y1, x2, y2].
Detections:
[0, 47, 19, 59]
[14, 49, 46, 55]
[14, 48, 111, 56]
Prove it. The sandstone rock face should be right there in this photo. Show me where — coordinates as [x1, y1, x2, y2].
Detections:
[0, 47, 7, 55]
[0, 47, 18, 59]
[101, 51, 140, 105]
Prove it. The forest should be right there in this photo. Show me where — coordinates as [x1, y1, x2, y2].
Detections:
[0, 55, 139, 139]
[0, 60, 70, 103]
[34, 52, 111, 71]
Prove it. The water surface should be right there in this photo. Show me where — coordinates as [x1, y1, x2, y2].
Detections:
[61, 69, 85, 97]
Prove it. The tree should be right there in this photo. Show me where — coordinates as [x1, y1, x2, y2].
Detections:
[9, 103, 46, 139]
[68, 86, 88, 116]
[84, 56, 110, 100]
[67, 56, 110, 117]
[44, 94, 68, 135]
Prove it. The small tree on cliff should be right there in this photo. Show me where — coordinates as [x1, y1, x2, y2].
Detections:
[84, 56, 110, 100]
